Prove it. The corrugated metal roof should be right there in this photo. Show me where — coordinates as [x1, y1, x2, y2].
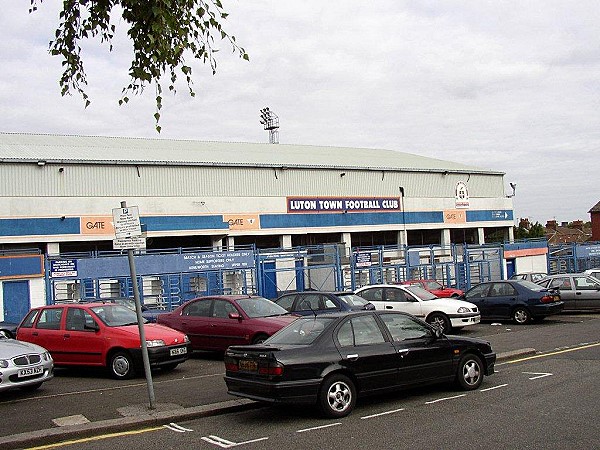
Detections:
[0, 132, 500, 174]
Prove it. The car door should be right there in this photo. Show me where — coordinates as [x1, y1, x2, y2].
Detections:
[464, 283, 493, 318]
[378, 312, 453, 386]
[335, 314, 398, 393]
[177, 299, 213, 349]
[205, 299, 247, 349]
[30, 307, 66, 363]
[63, 306, 105, 365]
[572, 276, 600, 309]
[547, 276, 576, 309]
[486, 282, 518, 319]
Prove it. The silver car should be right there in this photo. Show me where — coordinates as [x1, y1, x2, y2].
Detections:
[0, 335, 54, 392]
[538, 274, 600, 311]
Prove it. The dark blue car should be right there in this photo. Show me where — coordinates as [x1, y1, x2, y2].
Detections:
[461, 280, 563, 324]
[274, 291, 374, 316]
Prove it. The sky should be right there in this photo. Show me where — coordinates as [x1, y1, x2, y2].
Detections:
[1, 1, 599, 225]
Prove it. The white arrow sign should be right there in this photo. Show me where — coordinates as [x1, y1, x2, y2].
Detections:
[523, 371, 553, 380]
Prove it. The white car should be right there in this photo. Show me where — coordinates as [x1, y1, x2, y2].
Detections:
[0, 334, 54, 392]
[584, 268, 600, 282]
[354, 284, 480, 333]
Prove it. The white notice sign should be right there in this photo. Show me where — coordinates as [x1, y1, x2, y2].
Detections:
[113, 236, 146, 250]
[112, 206, 142, 238]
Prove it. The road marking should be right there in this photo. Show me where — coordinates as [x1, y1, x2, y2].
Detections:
[425, 394, 466, 404]
[523, 371, 553, 380]
[501, 342, 600, 364]
[480, 383, 508, 392]
[361, 408, 405, 419]
[164, 422, 194, 432]
[297, 423, 342, 433]
[27, 427, 163, 449]
[201, 435, 269, 447]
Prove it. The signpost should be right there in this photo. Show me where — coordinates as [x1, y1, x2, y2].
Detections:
[113, 202, 155, 409]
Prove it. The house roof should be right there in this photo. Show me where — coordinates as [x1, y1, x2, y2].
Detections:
[589, 201, 600, 213]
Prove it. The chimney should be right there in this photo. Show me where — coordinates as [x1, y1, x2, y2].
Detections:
[570, 220, 584, 231]
[546, 220, 558, 230]
[561, 221, 568, 227]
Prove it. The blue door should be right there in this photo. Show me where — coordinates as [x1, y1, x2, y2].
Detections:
[506, 259, 515, 279]
[261, 261, 277, 299]
[2, 280, 31, 323]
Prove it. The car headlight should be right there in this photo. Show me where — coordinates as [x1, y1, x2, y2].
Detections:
[0, 359, 8, 369]
[146, 339, 166, 348]
[457, 307, 470, 313]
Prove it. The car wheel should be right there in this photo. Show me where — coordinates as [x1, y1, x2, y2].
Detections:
[427, 313, 451, 334]
[252, 334, 269, 344]
[109, 351, 136, 379]
[512, 307, 531, 325]
[456, 354, 484, 390]
[20, 382, 43, 392]
[318, 374, 356, 418]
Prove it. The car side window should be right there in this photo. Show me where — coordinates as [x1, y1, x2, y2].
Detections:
[212, 300, 237, 318]
[574, 277, 599, 291]
[357, 288, 382, 302]
[550, 277, 571, 289]
[466, 284, 489, 299]
[320, 295, 337, 310]
[20, 309, 40, 328]
[276, 295, 295, 312]
[184, 300, 212, 317]
[380, 314, 431, 341]
[489, 283, 516, 297]
[66, 308, 96, 331]
[36, 308, 63, 330]
[336, 316, 386, 347]
[384, 289, 408, 302]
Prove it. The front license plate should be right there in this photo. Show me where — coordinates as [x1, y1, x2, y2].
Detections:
[239, 359, 258, 372]
[18, 366, 43, 378]
[170, 347, 187, 356]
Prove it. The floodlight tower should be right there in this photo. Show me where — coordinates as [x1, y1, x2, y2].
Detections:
[259, 107, 280, 144]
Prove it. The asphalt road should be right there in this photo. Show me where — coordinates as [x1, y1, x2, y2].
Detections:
[27, 334, 600, 450]
[1, 313, 599, 448]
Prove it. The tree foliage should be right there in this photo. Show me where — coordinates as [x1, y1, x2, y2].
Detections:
[514, 221, 546, 240]
[29, 0, 248, 132]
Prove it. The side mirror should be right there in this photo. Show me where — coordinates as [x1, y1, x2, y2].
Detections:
[229, 312, 242, 320]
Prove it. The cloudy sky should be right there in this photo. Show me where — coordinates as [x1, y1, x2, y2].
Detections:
[2, 1, 598, 225]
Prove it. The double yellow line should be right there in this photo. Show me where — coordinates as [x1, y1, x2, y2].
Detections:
[501, 341, 600, 364]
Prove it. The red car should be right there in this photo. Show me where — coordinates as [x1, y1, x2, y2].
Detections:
[16, 303, 190, 379]
[400, 279, 463, 298]
[157, 295, 297, 351]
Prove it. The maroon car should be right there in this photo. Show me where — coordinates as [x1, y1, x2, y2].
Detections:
[400, 279, 463, 298]
[157, 295, 297, 351]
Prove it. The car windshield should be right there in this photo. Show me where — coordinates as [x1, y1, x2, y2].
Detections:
[267, 317, 335, 345]
[404, 285, 438, 301]
[336, 294, 370, 307]
[423, 280, 443, 290]
[90, 305, 141, 326]
[236, 297, 289, 318]
[517, 280, 545, 291]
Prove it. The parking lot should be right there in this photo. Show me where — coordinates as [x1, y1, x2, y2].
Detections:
[1, 312, 599, 448]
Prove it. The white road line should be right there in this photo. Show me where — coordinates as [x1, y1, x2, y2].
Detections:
[202, 435, 237, 448]
[164, 424, 186, 433]
[297, 423, 342, 433]
[480, 383, 508, 392]
[201, 435, 268, 448]
[523, 371, 553, 380]
[165, 422, 194, 432]
[361, 408, 405, 419]
[425, 394, 466, 404]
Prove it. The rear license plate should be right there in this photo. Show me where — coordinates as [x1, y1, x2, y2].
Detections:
[18, 366, 43, 378]
[239, 359, 258, 372]
[170, 347, 187, 356]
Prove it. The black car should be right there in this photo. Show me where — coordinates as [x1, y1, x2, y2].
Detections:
[274, 291, 374, 316]
[460, 280, 564, 324]
[224, 310, 496, 418]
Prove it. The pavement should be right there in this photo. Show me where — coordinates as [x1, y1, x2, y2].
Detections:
[0, 348, 536, 449]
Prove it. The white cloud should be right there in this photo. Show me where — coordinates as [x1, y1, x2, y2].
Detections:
[1, 0, 599, 224]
